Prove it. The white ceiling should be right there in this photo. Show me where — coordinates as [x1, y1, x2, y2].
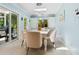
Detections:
[0, 7, 9, 13]
[19, 3, 63, 17]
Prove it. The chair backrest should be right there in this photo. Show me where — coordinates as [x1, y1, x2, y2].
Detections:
[49, 29, 56, 42]
[47, 27, 55, 36]
[23, 32, 42, 48]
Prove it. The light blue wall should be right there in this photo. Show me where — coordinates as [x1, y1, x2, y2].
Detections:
[52, 3, 79, 54]
[56, 4, 64, 38]
[48, 4, 64, 39]
[63, 3, 79, 54]
[56, 3, 79, 54]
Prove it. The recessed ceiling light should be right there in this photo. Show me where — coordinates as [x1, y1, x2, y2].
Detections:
[34, 8, 47, 12]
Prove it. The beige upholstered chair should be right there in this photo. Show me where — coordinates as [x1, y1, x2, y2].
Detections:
[21, 32, 27, 47]
[23, 31, 42, 54]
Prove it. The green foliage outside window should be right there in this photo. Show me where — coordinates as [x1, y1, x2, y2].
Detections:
[38, 18, 42, 30]
[24, 16, 27, 31]
[43, 19, 48, 27]
[11, 13, 17, 29]
[0, 13, 4, 28]
[0, 18, 4, 28]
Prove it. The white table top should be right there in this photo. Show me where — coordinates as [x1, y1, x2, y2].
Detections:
[40, 29, 50, 34]
[29, 29, 50, 35]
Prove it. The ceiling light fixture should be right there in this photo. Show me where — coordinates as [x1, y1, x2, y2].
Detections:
[34, 8, 47, 12]
[36, 3, 42, 6]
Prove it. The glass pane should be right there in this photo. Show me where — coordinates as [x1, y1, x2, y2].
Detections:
[0, 17, 4, 28]
[38, 19, 42, 30]
[11, 13, 17, 40]
[24, 17, 27, 31]
[43, 19, 48, 27]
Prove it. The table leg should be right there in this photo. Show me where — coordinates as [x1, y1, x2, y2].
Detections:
[44, 39, 47, 51]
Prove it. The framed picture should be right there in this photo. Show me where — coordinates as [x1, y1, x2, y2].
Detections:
[59, 10, 65, 23]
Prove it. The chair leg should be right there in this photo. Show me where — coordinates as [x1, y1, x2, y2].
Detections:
[53, 42, 56, 48]
[44, 39, 47, 52]
[21, 40, 24, 47]
[26, 47, 29, 55]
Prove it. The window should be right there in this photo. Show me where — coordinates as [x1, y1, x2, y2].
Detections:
[0, 13, 4, 28]
[24, 16, 27, 31]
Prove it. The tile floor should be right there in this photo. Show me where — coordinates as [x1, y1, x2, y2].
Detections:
[0, 37, 72, 55]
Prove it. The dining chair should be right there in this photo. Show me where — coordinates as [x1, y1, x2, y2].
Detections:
[49, 29, 56, 47]
[23, 31, 42, 54]
[44, 28, 57, 51]
[21, 31, 26, 47]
